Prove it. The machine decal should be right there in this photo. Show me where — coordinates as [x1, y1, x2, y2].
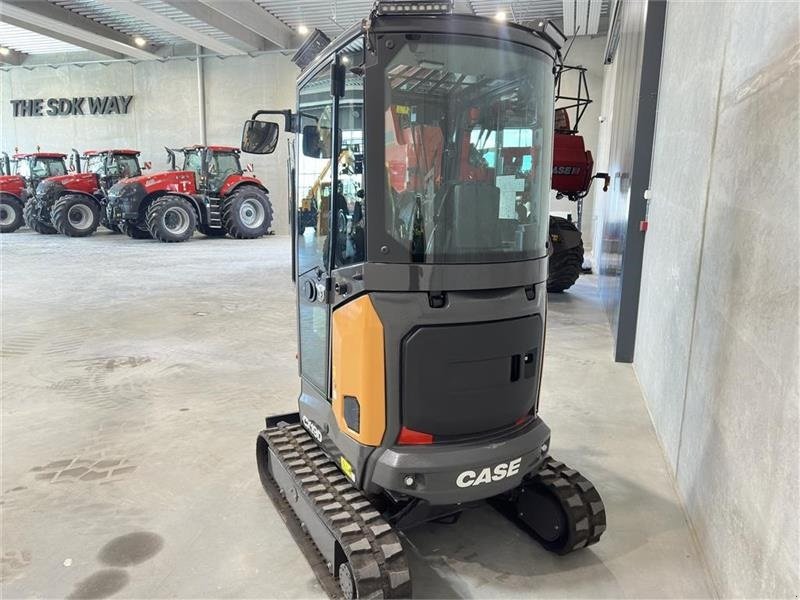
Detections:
[301, 414, 323, 443]
[455, 458, 522, 488]
[339, 456, 355, 481]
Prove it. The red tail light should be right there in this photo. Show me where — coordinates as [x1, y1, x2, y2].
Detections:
[397, 426, 434, 445]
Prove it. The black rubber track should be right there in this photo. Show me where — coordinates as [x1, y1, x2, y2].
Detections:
[223, 186, 273, 239]
[0, 196, 24, 233]
[523, 457, 606, 554]
[547, 217, 584, 293]
[51, 195, 101, 237]
[23, 200, 57, 234]
[260, 423, 412, 599]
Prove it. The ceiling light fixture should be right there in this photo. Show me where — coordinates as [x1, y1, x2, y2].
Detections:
[494, 11, 507, 21]
[298, 25, 309, 35]
[0, 47, 10, 56]
[133, 36, 147, 47]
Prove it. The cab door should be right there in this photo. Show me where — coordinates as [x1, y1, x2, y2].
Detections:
[296, 63, 335, 395]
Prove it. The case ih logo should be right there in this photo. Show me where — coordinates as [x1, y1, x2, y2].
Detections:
[10, 96, 133, 117]
[553, 165, 581, 175]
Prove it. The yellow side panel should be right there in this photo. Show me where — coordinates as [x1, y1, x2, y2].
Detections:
[331, 295, 386, 446]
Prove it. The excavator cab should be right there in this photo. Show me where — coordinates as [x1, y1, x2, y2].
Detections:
[243, 4, 605, 597]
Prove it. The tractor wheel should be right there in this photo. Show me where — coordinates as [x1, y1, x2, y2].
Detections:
[23, 200, 57, 235]
[52, 195, 101, 237]
[547, 216, 584, 293]
[0, 195, 24, 233]
[121, 222, 151, 239]
[223, 187, 272, 239]
[198, 223, 226, 238]
[146, 195, 196, 243]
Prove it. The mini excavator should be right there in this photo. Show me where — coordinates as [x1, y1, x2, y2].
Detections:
[242, 3, 606, 597]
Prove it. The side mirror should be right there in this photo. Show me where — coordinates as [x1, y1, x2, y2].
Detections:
[302, 124, 332, 159]
[144, 161, 152, 170]
[241, 119, 280, 154]
[246, 163, 254, 173]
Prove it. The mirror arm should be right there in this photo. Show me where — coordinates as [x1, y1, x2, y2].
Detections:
[250, 109, 296, 133]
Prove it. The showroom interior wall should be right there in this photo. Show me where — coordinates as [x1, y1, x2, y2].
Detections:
[634, 1, 799, 597]
[0, 52, 299, 233]
[590, 0, 665, 362]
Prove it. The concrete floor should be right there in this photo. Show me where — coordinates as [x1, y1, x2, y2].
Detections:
[1, 231, 713, 599]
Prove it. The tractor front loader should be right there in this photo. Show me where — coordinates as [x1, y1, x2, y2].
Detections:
[241, 4, 606, 598]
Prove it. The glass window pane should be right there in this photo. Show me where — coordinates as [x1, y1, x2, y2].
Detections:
[382, 37, 554, 264]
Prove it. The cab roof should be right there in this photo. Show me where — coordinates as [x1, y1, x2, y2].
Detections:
[83, 149, 140, 157]
[183, 145, 239, 153]
[13, 152, 66, 159]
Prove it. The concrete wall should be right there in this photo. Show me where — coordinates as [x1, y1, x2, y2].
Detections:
[0, 53, 298, 233]
[550, 36, 606, 251]
[635, 1, 799, 597]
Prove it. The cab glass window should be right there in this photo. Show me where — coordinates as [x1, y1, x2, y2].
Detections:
[381, 36, 554, 263]
[333, 41, 365, 269]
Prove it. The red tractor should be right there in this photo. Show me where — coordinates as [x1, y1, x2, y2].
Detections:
[27, 149, 143, 237]
[547, 65, 609, 292]
[106, 145, 272, 243]
[0, 151, 68, 233]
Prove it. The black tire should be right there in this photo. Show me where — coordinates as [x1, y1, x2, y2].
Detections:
[0, 195, 24, 233]
[223, 186, 272, 239]
[51, 194, 101, 237]
[146, 195, 196, 243]
[23, 199, 57, 234]
[120, 222, 151, 239]
[547, 216, 584, 293]
[198, 223, 226, 238]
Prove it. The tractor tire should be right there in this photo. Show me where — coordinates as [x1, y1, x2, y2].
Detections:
[223, 187, 272, 239]
[121, 222, 151, 239]
[547, 216, 584, 293]
[23, 200, 57, 235]
[0, 195, 24, 233]
[52, 195, 101, 237]
[198, 223, 226, 238]
[146, 195, 196, 243]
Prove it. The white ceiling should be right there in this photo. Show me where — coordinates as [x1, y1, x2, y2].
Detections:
[0, 0, 608, 60]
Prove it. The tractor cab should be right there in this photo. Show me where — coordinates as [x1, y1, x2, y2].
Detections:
[181, 145, 244, 196]
[12, 152, 68, 189]
[83, 149, 142, 189]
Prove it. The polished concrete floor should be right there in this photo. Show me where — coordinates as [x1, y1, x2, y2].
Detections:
[1, 231, 713, 599]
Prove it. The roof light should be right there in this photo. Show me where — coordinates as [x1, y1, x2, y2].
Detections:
[297, 24, 309, 35]
[494, 10, 507, 21]
[341, 55, 350, 64]
[0, 47, 10, 56]
[375, 1, 453, 16]
[133, 36, 147, 47]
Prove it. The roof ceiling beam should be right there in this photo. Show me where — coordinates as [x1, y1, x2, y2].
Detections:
[93, 0, 247, 56]
[0, 47, 28, 66]
[197, 0, 297, 50]
[0, 0, 158, 60]
[159, 0, 270, 51]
